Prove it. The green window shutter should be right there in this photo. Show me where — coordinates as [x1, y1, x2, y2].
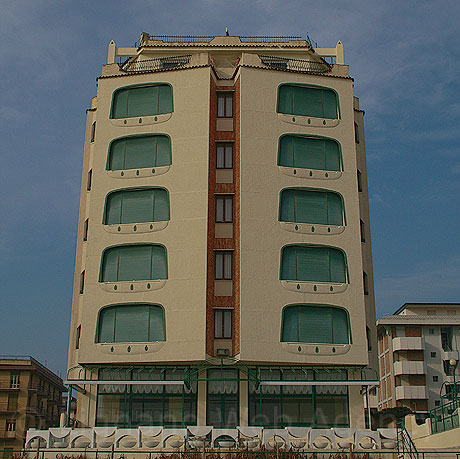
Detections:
[105, 192, 123, 225]
[296, 247, 330, 282]
[149, 307, 166, 341]
[324, 140, 341, 171]
[98, 308, 116, 342]
[280, 246, 297, 281]
[101, 248, 119, 282]
[279, 189, 295, 222]
[155, 135, 172, 167]
[281, 305, 350, 345]
[332, 308, 349, 344]
[281, 307, 298, 341]
[294, 136, 324, 170]
[109, 139, 126, 171]
[121, 189, 154, 224]
[329, 249, 346, 283]
[127, 86, 157, 118]
[295, 190, 327, 224]
[118, 245, 152, 281]
[278, 136, 294, 167]
[151, 245, 167, 279]
[112, 89, 129, 118]
[158, 85, 173, 114]
[114, 305, 149, 342]
[124, 136, 156, 170]
[277, 85, 292, 114]
[154, 189, 170, 221]
[322, 90, 338, 119]
[327, 193, 343, 225]
[294, 86, 323, 118]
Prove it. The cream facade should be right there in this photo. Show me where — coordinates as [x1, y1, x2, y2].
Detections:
[66, 33, 378, 433]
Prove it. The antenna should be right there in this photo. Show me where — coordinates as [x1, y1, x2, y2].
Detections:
[225, 27, 229, 36]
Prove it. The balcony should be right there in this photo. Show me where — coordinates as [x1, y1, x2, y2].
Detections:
[121, 55, 191, 73]
[259, 55, 332, 74]
[394, 361, 426, 376]
[0, 403, 18, 414]
[442, 350, 459, 361]
[0, 430, 16, 440]
[392, 337, 425, 351]
[395, 385, 428, 400]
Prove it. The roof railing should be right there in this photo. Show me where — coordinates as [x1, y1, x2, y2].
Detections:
[122, 55, 191, 73]
[145, 35, 304, 44]
[259, 55, 331, 74]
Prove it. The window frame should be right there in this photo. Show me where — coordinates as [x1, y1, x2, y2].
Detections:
[214, 309, 233, 339]
[110, 83, 174, 119]
[87, 169, 92, 191]
[216, 142, 233, 169]
[217, 92, 233, 118]
[215, 251, 233, 280]
[90, 122, 96, 143]
[215, 195, 233, 223]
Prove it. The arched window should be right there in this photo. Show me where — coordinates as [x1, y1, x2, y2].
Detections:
[104, 188, 169, 225]
[100, 244, 167, 282]
[280, 245, 347, 283]
[282, 304, 350, 344]
[97, 304, 165, 343]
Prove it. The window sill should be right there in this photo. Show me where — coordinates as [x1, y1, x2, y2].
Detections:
[279, 222, 345, 235]
[278, 166, 341, 180]
[104, 221, 169, 234]
[106, 165, 170, 179]
[278, 113, 340, 128]
[282, 342, 351, 356]
[109, 113, 172, 127]
[280, 280, 347, 294]
[97, 342, 165, 355]
[99, 280, 166, 293]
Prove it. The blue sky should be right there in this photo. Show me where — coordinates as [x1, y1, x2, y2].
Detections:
[1, 0, 459, 376]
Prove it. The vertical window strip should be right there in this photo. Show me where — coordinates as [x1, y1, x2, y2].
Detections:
[87, 169, 92, 191]
[80, 270, 85, 294]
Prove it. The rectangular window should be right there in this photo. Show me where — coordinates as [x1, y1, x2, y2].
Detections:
[354, 122, 359, 144]
[206, 369, 238, 427]
[76, 325, 81, 350]
[357, 170, 362, 192]
[9, 374, 19, 389]
[215, 252, 232, 280]
[429, 328, 435, 334]
[217, 93, 233, 118]
[216, 143, 233, 169]
[214, 309, 232, 338]
[6, 421, 15, 432]
[431, 352, 437, 358]
[441, 327, 453, 351]
[363, 271, 369, 295]
[366, 326, 372, 351]
[433, 376, 439, 382]
[87, 169, 92, 191]
[83, 218, 89, 241]
[216, 196, 233, 223]
[90, 122, 96, 142]
[79, 271, 85, 294]
[360, 220, 365, 242]
[7, 394, 18, 411]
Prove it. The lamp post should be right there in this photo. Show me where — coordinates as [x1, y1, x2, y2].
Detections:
[449, 359, 458, 408]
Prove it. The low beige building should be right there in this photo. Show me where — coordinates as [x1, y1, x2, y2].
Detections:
[0, 356, 65, 455]
[65, 32, 378, 434]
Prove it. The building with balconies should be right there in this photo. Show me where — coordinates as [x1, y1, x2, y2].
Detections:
[376, 303, 460, 417]
[62, 32, 378, 439]
[0, 356, 66, 455]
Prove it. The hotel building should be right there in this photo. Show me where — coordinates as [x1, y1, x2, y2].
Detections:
[66, 33, 378, 432]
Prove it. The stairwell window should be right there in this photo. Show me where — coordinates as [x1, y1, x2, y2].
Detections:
[215, 252, 232, 280]
[280, 245, 347, 284]
[282, 305, 350, 345]
[214, 309, 232, 339]
[90, 122, 96, 142]
[76, 325, 81, 350]
[277, 84, 340, 119]
[87, 169, 92, 191]
[363, 271, 369, 295]
[216, 143, 233, 169]
[100, 244, 167, 283]
[97, 304, 165, 343]
[360, 220, 365, 242]
[279, 188, 344, 226]
[217, 93, 233, 118]
[79, 271, 85, 294]
[216, 196, 233, 223]
[83, 218, 89, 241]
[103, 188, 170, 225]
[354, 122, 359, 144]
[107, 135, 172, 171]
[357, 170, 362, 192]
[111, 83, 173, 118]
[277, 134, 342, 172]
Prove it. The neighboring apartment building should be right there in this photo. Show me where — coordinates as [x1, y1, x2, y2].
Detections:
[66, 32, 377, 431]
[376, 303, 460, 417]
[0, 356, 66, 454]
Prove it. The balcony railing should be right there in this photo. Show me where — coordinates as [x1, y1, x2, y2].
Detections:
[146, 35, 303, 43]
[259, 55, 331, 74]
[122, 55, 191, 73]
[395, 385, 428, 400]
[430, 398, 460, 434]
[393, 361, 426, 376]
[392, 337, 425, 351]
[0, 430, 16, 439]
